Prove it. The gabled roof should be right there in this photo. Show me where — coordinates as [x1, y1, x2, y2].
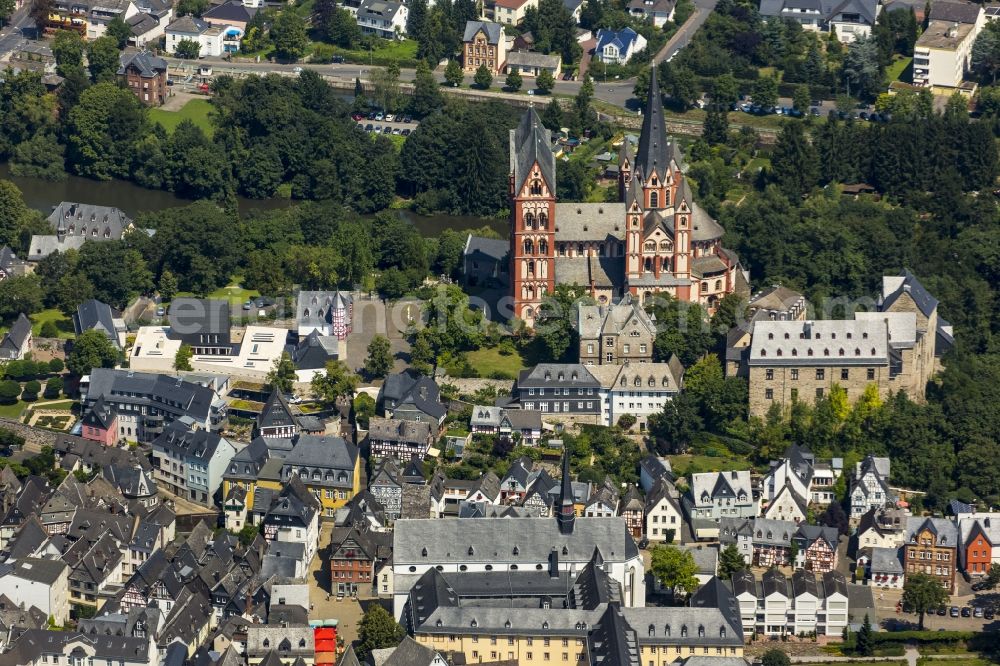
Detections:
[117, 50, 167, 77]
[1, 314, 32, 350]
[166, 15, 212, 34]
[510, 107, 556, 195]
[258, 391, 297, 431]
[595, 27, 641, 53]
[153, 421, 230, 464]
[463, 235, 509, 263]
[927, 0, 981, 24]
[202, 0, 257, 22]
[82, 396, 117, 430]
[879, 270, 939, 319]
[794, 523, 838, 551]
[588, 604, 640, 666]
[463, 19, 503, 44]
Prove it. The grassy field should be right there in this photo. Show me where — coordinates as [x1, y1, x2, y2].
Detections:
[917, 659, 997, 666]
[667, 452, 750, 475]
[326, 38, 419, 65]
[149, 99, 215, 137]
[175, 281, 260, 307]
[0, 401, 27, 419]
[886, 56, 913, 83]
[30, 309, 75, 339]
[465, 346, 529, 379]
[32, 399, 75, 410]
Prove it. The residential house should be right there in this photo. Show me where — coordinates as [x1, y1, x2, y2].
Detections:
[489, 0, 537, 25]
[957, 513, 1000, 576]
[584, 481, 619, 518]
[730, 568, 853, 637]
[296, 291, 352, 341]
[0, 630, 154, 666]
[73, 299, 126, 350]
[355, 0, 407, 40]
[861, 546, 905, 588]
[126, 0, 174, 47]
[577, 294, 656, 365]
[0, 558, 70, 625]
[750, 518, 795, 567]
[82, 369, 227, 443]
[80, 397, 119, 446]
[245, 626, 314, 666]
[517, 364, 602, 419]
[470, 406, 542, 444]
[378, 371, 447, 426]
[505, 50, 562, 78]
[290, 330, 341, 378]
[720, 518, 754, 565]
[118, 50, 168, 106]
[758, 0, 879, 42]
[29, 202, 134, 260]
[498, 456, 536, 504]
[850, 455, 894, 518]
[0, 247, 31, 281]
[638, 455, 673, 494]
[762, 483, 807, 524]
[903, 516, 958, 592]
[594, 27, 648, 64]
[165, 15, 227, 58]
[912, 1, 985, 90]
[256, 391, 300, 439]
[645, 478, 683, 543]
[461, 235, 509, 286]
[793, 524, 839, 573]
[563, 0, 583, 21]
[44, 0, 140, 39]
[619, 485, 644, 539]
[462, 20, 506, 74]
[202, 0, 256, 31]
[221, 435, 292, 518]
[367, 417, 434, 461]
[0, 314, 32, 360]
[259, 477, 321, 565]
[151, 421, 238, 506]
[683, 470, 756, 539]
[281, 435, 361, 519]
[328, 523, 390, 597]
[852, 506, 908, 555]
[626, 0, 675, 26]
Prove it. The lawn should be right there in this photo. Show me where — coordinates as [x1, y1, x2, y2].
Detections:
[804, 662, 906, 666]
[30, 309, 76, 339]
[325, 38, 419, 66]
[175, 281, 260, 307]
[32, 400, 75, 410]
[149, 99, 216, 137]
[886, 56, 913, 83]
[667, 452, 750, 476]
[0, 401, 27, 419]
[464, 346, 529, 379]
[916, 660, 995, 666]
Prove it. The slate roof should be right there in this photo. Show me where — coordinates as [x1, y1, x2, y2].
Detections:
[0, 247, 29, 277]
[506, 50, 561, 69]
[6, 557, 67, 585]
[749, 319, 889, 366]
[153, 421, 229, 464]
[463, 19, 503, 43]
[368, 417, 432, 446]
[0, 631, 150, 666]
[518, 363, 601, 388]
[47, 202, 132, 236]
[81, 396, 117, 431]
[258, 391, 297, 431]
[595, 27, 641, 54]
[1, 314, 32, 351]
[690, 470, 751, 505]
[880, 270, 939, 319]
[166, 15, 212, 34]
[86, 368, 220, 422]
[636, 65, 675, 181]
[928, 0, 981, 23]
[126, 12, 160, 36]
[296, 291, 351, 329]
[202, 0, 257, 22]
[382, 636, 440, 666]
[73, 299, 121, 345]
[578, 293, 656, 341]
[905, 516, 959, 547]
[117, 50, 167, 77]
[292, 330, 339, 370]
[379, 371, 446, 421]
[589, 604, 640, 666]
[555, 255, 623, 288]
[510, 107, 556, 195]
[282, 435, 358, 488]
[463, 235, 509, 263]
[794, 524, 839, 551]
[869, 546, 903, 574]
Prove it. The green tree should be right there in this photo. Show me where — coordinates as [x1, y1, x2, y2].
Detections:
[237, 524, 259, 545]
[364, 335, 393, 378]
[323, 3, 361, 48]
[270, 10, 308, 61]
[649, 545, 700, 600]
[11, 133, 66, 181]
[0, 380, 20, 404]
[266, 351, 297, 393]
[444, 59, 463, 87]
[761, 649, 791, 666]
[311, 359, 359, 408]
[902, 572, 949, 630]
[842, 35, 883, 99]
[702, 107, 728, 145]
[717, 544, 747, 579]
[174, 38, 201, 59]
[711, 72, 739, 108]
[106, 16, 131, 49]
[541, 97, 563, 130]
[536, 68, 555, 94]
[0, 181, 38, 249]
[752, 75, 778, 109]
[647, 393, 703, 454]
[985, 563, 1000, 589]
[43, 376, 64, 399]
[856, 613, 874, 656]
[67, 329, 119, 376]
[0, 0, 14, 26]
[973, 22, 1000, 83]
[770, 121, 818, 200]
[371, 64, 402, 112]
[174, 344, 193, 371]
[39, 321, 59, 338]
[86, 36, 120, 83]
[52, 30, 86, 75]
[353, 392, 375, 429]
[409, 60, 443, 118]
[175, 0, 208, 15]
[66, 83, 146, 181]
[356, 604, 405, 661]
[474, 63, 493, 89]
[505, 70, 522, 91]
[158, 269, 178, 302]
[0, 275, 43, 320]
[793, 85, 811, 112]
[21, 380, 40, 402]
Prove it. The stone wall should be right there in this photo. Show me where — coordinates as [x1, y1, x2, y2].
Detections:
[437, 377, 516, 398]
[0, 417, 59, 450]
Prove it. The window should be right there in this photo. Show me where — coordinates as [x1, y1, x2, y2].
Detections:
[816, 369, 825, 380]
[765, 388, 773, 400]
[791, 369, 799, 380]
[790, 388, 798, 400]
[841, 369, 849, 380]
[816, 388, 824, 398]
[765, 369, 774, 380]
[867, 368, 875, 380]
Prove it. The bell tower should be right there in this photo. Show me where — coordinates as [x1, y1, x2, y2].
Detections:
[509, 107, 557, 328]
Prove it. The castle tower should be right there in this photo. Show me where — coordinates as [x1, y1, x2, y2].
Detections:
[509, 107, 556, 328]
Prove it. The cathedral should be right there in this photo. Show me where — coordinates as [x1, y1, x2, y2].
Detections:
[509, 65, 744, 326]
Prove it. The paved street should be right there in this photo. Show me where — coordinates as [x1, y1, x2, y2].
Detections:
[653, 0, 719, 65]
[0, 6, 32, 58]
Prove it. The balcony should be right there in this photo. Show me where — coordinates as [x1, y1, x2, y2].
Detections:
[45, 13, 86, 33]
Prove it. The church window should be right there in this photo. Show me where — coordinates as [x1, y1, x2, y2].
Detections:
[525, 306, 534, 319]
[577, 244, 584, 256]
[660, 241, 670, 250]
[539, 240, 548, 254]
[650, 191, 659, 208]
[644, 242, 655, 252]
[528, 260, 535, 276]
[539, 213, 548, 228]
[701, 282, 708, 291]
[715, 280, 722, 290]
[525, 213, 535, 228]
[524, 239, 533, 254]
[644, 258, 653, 271]
[530, 180, 543, 195]
[839, 348, 845, 356]
[665, 191, 671, 206]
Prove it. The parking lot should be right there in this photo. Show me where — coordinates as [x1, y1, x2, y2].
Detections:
[878, 584, 1000, 632]
[353, 112, 419, 137]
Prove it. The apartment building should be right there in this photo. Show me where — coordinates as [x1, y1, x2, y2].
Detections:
[912, 1, 985, 90]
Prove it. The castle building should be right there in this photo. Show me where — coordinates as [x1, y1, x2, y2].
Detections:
[508, 66, 742, 326]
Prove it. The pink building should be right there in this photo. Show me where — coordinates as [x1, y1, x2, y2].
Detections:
[80, 396, 118, 446]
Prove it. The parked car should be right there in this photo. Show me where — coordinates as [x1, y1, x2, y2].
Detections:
[365, 123, 373, 131]
[401, 129, 411, 136]
[985, 608, 995, 620]
[937, 606, 947, 616]
[351, 113, 364, 121]
[385, 114, 394, 122]
[243, 301, 252, 311]
[402, 116, 412, 123]
[972, 581, 990, 592]
[810, 107, 820, 116]
[292, 66, 303, 74]
[382, 126, 392, 134]
[950, 606, 960, 617]
[392, 128, 401, 134]
[373, 125, 382, 132]
[155, 307, 165, 317]
[375, 112, 384, 121]
[287, 394, 302, 404]
[367, 112, 377, 120]
[331, 55, 344, 63]
[974, 606, 984, 618]
[961, 607, 971, 617]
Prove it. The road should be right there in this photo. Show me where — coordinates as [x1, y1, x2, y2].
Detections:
[0, 5, 32, 58]
[653, 0, 719, 65]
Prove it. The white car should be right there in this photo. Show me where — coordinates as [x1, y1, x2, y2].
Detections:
[287, 394, 302, 404]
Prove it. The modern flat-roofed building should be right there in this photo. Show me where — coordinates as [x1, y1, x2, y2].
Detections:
[912, 1, 985, 90]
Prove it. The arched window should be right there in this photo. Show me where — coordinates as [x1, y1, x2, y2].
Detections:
[530, 180, 543, 195]
[524, 213, 535, 228]
[792, 349, 797, 356]
[539, 212, 548, 228]
[644, 257, 653, 271]
[527, 260, 535, 276]
[645, 241, 656, 252]
[634, 377, 642, 387]
[715, 280, 722, 290]
[524, 239, 534, 254]
[776, 349, 782, 357]
[524, 306, 534, 319]
[539, 240, 548, 254]
[650, 191, 659, 208]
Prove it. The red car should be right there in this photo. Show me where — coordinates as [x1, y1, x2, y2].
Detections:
[351, 113, 365, 121]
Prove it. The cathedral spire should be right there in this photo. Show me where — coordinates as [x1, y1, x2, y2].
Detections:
[557, 448, 575, 535]
[636, 65, 671, 181]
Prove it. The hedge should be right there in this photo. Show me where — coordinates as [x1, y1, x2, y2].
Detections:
[872, 630, 975, 644]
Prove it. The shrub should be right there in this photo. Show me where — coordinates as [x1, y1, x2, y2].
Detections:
[0, 380, 20, 404]
[39, 321, 59, 338]
[48, 358, 64, 373]
[44, 376, 64, 399]
[22, 380, 41, 402]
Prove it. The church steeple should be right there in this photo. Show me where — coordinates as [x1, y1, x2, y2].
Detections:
[636, 65, 672, 183]
[557, 448, 575, 534]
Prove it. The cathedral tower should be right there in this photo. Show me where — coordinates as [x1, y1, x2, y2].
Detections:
[509, 107, 556, 327]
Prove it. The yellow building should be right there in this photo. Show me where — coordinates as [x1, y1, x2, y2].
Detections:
[222, 437, 289, 513]
[280, 435, 361, 518]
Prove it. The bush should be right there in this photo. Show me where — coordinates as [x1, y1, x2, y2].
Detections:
[0, 380, 20, 404]
[44, 376, 64, 399]
[39, 321, 59, 338]
[48, 358, 64, 373]
[22, 380, 41, 402]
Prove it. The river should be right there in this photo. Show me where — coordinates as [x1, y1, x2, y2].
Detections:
[0, 163, 507, 239]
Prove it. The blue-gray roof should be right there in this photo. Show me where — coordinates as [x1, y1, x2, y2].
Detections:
[595, 27, 640, 54]
[463, 20, 503, 44]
